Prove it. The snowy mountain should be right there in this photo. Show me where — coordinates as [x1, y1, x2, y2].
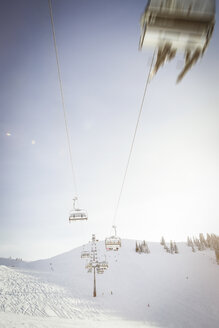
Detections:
[0, 240, 219, 328]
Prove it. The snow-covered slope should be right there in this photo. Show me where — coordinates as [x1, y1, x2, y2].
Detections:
[0, 240, 219, 328]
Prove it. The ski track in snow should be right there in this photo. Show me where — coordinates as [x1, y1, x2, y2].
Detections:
[0, 241, 219, 328]
[0, 266, 106, 322]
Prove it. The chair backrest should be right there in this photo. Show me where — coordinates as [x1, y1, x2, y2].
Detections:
[147, 0, 215, 18]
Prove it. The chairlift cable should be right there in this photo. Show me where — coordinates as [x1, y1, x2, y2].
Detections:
[48, 0, 78, 197]
[112, 50, 156, 228]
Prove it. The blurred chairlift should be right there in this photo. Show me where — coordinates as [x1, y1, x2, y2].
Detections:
[105, 226, 121, 251]
[97, 267, 104, 274]
[139, 0, 215, 82]
[69, 197, 88, 222]
[81, 250, 90, 259]
[98, 261, 108, 269]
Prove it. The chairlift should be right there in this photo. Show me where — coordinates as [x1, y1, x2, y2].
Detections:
[81, 251, 90, 259]
[139, 0, 215, 82]
[69, 197, 88, 222]
[97, 267, 104, 274]
[105, 226, 121, 251]
[98, 261, 108, 269]
[86, 262, 92, 271]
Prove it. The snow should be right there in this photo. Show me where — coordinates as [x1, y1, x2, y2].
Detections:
[0, 240, 219, 328]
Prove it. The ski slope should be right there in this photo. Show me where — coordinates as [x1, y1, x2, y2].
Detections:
[0, 240, 219, 328]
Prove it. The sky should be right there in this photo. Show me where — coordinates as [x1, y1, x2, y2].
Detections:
[1, 0, 219, 260]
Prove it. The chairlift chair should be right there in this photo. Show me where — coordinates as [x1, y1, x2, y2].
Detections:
[86, 262, 92, 270]
[98, 261, 108, 269]
[139, 0, 215, 82]
[105, 237, 121, 251]
[97, 267, 104, 274]
[69, 197, 88, 222]
[105, 225, 121, 251]
[81, 251, 90, 259]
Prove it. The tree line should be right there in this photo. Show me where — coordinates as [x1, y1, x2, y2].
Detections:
[160, 237, 179, 254]
[187, 233, 219, 264]
[135, 240, 150, 254]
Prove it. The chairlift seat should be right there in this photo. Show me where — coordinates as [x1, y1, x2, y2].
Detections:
[140, 0, 215, 51]
[69, 197, 88, 221]
[69, 209, 88, 221]
[105, 236, 121, 251]
[86, 262, 92, 270]
[81, 251, 90, 259]
[139, 0, 215, 82]
[98, 261, 108, 269]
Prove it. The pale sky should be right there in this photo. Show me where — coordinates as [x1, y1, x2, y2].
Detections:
[1, 0, 219, 260]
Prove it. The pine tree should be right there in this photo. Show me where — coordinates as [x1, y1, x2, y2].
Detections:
[139, 244, 142, 253]
[206, 233, 212, 248]
[136, 240, 151, 254]
[161, 236, 165, 246]
[142, 241, 145, 253]
[199, 233, 207, 249]
[135, 241, 139, 253]
[170, 240, 174, 254]
[197, 240, 202, 251]
[215, 249, 219, 265]
[174, 242, 179, 254]
[187, 236, 192, 247]
[190, 239, 195, 252]
[165, 246, 170, 253]
[143, 242, 150, 254]
[146, 243, 150, 254]
[211, 234, 219, 250]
